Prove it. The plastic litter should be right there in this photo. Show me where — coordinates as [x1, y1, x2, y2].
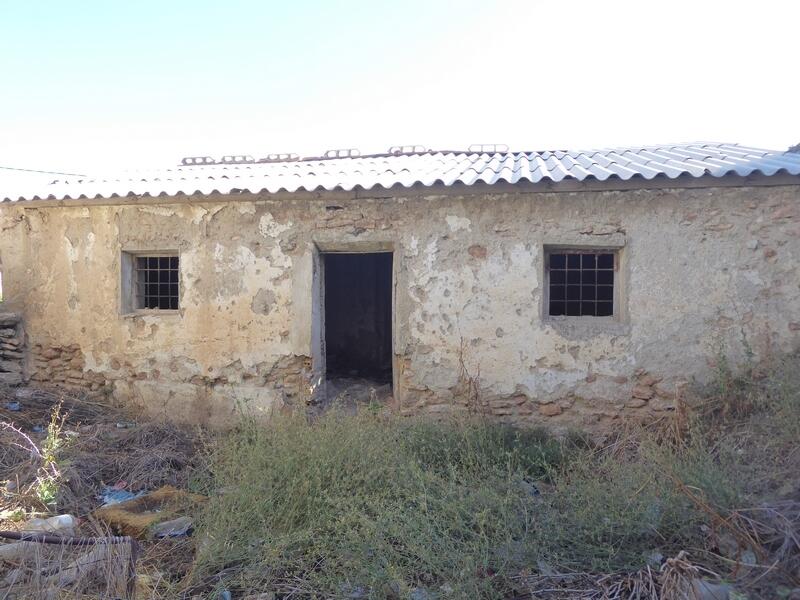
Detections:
[31, 424, 45, 433]
[94, 485, 207, 539]
[115, 421, 136, 429]
[152, 515, 194, 538]
[23, 514, 77, 535]
[4, 401, 20, 411]
[100, 486, 146, 506]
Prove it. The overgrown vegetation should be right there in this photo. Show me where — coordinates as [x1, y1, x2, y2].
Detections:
[0, 403, 68, 510]
[193, 416, 577, 597]
[2, 354, 799, 598]
[192, 355, 800, 599]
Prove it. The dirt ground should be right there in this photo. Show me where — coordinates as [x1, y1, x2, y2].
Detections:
[2, 374, 799, 599]
[0, 385, 202, 598]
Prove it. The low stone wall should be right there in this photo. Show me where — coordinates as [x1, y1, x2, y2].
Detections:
[0, 312, 24, 386]
[28, 344, 110, 397]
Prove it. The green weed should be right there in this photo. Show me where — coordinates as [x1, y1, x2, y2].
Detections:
[194, 414, 579, 598]
[191, 353, 800, 598]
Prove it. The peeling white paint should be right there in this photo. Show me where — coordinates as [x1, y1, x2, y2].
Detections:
[445, 215, 471, 232]
[213, 243, 224, 263]
[407, 235, 419, 257]
[259, 213, 293, 238]
[139, 205, 177, 217]
[2, 185, 798, 432]
[85, 232, 96, 259]
[189, 206, 209, 225]
[64, 236, 79, 263]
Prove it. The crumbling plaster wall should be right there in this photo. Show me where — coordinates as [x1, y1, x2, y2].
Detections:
[0, 183, 797, 431]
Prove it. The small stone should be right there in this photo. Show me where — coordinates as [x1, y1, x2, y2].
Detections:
[0, 313, 20, 327]
[538, 403, 562, 417]
[41, 348, 61, 359]
[704, 222, 734, 231]
[468, 244, 487, 259]
[653, 384, 676, 399]
[638, 374, 661, 387]
[764, 247, 777, 259]
[625, 398, 648, 408]
[632, 385, 654, 400]
[746, 239, 759, 250]
[771, 205, 795, 220]
[789, 323, 800, 331]
[0, 360, 22, 373]
[649, 397, 675, 411]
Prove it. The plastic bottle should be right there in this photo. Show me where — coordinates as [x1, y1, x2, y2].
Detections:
[23, 514, 77, 534]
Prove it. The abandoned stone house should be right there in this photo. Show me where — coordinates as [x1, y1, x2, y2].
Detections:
[0, 142, 798, 431]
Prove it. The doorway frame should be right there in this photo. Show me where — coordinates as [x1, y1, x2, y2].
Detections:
[311, 241, 397, 404]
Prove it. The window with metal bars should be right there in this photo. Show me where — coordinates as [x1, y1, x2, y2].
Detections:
[134, 256, 179, 310]
[547, 251, 615, 317]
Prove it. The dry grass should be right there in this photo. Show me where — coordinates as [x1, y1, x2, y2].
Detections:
[0, 385, 203, 599]
[0, 533, 138, 599]
[1, 352, 799, 599]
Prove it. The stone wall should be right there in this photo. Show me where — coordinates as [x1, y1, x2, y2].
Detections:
[0, 182, 798, 431]
[0, 313, 23, 386]
[28, 344, 110, 397]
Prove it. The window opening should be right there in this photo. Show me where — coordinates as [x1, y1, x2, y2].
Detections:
[134, 256, 179, 310]
[547, 251, 615, 317]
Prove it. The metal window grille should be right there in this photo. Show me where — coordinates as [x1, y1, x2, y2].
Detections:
[134, 256, 179, 310]
[547, 252, 614, 317]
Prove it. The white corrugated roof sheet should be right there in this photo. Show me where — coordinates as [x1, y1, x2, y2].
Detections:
[3, 142, 799, 203]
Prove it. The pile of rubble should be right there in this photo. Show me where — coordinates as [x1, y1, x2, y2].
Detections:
[0, 314, 23, 387]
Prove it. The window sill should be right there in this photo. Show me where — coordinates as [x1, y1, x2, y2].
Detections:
[122, 309, 182, 318]
[544, 315, 630, 337]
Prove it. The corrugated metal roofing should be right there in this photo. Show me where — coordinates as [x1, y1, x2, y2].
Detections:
[3, 142, 799, 203]
[0, 166, 86, 194]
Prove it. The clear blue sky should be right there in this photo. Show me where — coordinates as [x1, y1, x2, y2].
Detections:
[1, 0, 798, 173]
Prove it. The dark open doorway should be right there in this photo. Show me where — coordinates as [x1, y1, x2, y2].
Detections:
[323, 252, 393, 384]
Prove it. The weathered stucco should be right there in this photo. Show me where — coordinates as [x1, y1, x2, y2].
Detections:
[0, 183, 798, 431]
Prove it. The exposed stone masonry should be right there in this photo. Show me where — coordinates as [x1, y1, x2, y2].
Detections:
[0, 312, 23, 386]
[0, 183, 797, 431]
[29, 343, 110, 397]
